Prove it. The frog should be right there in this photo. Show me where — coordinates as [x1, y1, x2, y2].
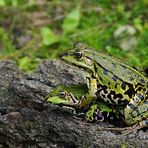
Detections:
[47, 84, 123, 124]
[47, 84, 88, 107]
[60, 42, 148, 134]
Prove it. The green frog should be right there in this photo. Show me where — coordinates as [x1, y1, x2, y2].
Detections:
[47, 84, 119, 123]
[47, 84, 88, 107]
[61, 42, 148, 134]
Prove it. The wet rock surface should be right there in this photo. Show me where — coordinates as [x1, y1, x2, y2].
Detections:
[0, 60, 147, 148]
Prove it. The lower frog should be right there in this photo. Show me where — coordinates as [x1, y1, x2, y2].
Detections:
[60, 42, 148, 135]
[46, 84, 88, 107]
[47, 84, 123, 124]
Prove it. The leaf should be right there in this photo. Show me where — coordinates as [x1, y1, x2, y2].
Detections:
[62, 9, 80, 35]
[18, 57, 31, 70]
[12, 0, 18, 7]
[0, 27, 15, 54]
[41, 27, 59, 46]
[0, 0, 5, 6]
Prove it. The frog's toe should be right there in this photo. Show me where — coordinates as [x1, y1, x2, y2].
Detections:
[123, 119, 148, 135]
[97, 119, 148, 135]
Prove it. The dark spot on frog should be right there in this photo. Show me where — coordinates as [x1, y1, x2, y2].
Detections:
[112, 62, 117, 68]
[115, 83, 118, 89]
[121, 64, 127, 70]
[103, 68, 108, 75]
[135, 83, 144, 88]
[94, 63, 98, 73]
[101, 85, 108, 94]
[118, 99, 129, 105]
[136, 86, 143, 91]
[101, 94, 106, 98]
[121, 82, 126, 90]
[107, 90, 115, 99]
[116, 93, 123, 98]
[96, 84, 109, 99]
[112, 75, 118, 81]
[140, 78, 145, 83]
[124, 83, 136, 98]
[130, 76, 135, 81]
[106, 93, 114, 104]
[107, 91, 125, 105]
[143, 88, 146, 92]
[136, 93, 145, 101]
[128, 103, 136, 110]
[128, 103, 140, 116]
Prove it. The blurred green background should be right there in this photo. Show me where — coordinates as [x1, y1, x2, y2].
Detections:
[0, 0, 147, 71]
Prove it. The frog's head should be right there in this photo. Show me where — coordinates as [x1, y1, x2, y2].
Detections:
[47, 90, 79, 107]
[61, 42, 96, 74]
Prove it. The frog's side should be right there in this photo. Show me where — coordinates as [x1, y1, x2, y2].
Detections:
[61, 42, 148, 134]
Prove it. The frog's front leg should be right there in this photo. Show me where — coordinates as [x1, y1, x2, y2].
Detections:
[78, 77, 98, 108]
[86, 76, 98, 97]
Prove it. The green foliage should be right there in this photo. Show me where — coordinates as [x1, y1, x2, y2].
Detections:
[0, 0, 147, 71]
[0, 27, 15, 54]
[40, 8, 80, 46]
[0, 0, 27, 7]
[18, 56, 38, 71]
[0, 0, 5, 6]
[62, 9, 80, 35]
[18, 57, 31, 70]
[41, 27, 59, 46]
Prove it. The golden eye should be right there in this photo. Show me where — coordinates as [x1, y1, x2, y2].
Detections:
[59, 91, 66, 98]
[75, 50, 83, 59]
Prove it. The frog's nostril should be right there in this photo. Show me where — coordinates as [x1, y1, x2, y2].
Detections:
[60, 52, 68, 57]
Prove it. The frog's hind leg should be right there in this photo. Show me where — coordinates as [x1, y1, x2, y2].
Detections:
[98, 119, 148, 136]
[122, 119, 148, 136]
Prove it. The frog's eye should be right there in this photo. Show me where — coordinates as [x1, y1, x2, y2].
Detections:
[59, 91, 66, 98]
[75, 50, 83, 59]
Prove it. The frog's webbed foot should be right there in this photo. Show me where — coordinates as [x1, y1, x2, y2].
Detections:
[98, 126, 135, 136]
[122, 119, 148, 136]
[98, 119, 148, 136]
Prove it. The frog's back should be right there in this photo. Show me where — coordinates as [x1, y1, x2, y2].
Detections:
[86, 49, 147, 105]
[92, 50, 147, 85]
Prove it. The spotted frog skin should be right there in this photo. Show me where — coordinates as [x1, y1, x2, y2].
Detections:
[61, 42, 148, 134]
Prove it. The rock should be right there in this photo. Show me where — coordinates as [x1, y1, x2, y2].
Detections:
[0, 60, 147, 147]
